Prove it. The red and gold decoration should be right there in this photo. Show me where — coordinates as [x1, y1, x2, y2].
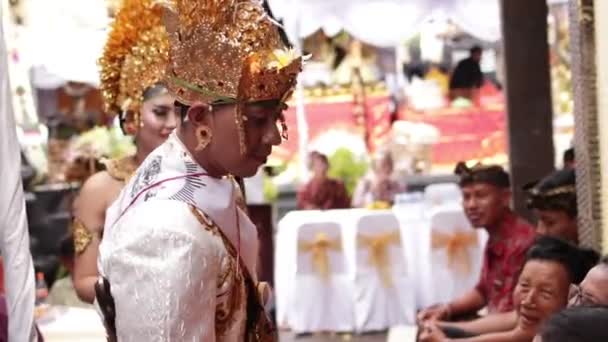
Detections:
[272, 82, 507, 170]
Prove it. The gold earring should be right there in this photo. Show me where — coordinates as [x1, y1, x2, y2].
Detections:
[195, 125, 212, 151]
[134, 112, 142, 128]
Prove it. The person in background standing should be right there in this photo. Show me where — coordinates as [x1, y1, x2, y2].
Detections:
[298, 152, 351, 210]
[449, 45, 484, 101]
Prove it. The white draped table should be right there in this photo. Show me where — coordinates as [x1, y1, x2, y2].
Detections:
[37, 306, 105, 342]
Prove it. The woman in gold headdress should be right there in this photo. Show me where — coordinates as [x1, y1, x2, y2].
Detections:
[96, 0, 302, 340]
[72, 0, 178, 303]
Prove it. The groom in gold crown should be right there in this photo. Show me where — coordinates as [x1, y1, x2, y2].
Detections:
[97, 0, 302, 341]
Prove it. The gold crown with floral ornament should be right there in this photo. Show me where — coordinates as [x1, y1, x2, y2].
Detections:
[155, 0, 303, 152]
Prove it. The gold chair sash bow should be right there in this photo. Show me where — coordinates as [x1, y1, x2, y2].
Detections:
[431, 230, 478, 275]
[358, 230, 401, 288]
[298, 232, 342, 281]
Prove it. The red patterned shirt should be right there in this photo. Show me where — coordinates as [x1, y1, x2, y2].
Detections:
[297, 178, 351, 210]
[475, 211, 536, 313]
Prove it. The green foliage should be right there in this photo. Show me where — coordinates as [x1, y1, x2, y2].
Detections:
[328, 148, 368, 195]
[263, 175, 279, 203]
[71, 126, 135, 159]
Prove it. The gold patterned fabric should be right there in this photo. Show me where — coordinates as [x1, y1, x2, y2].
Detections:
[103, 156, 138, 184]
[189, 206, 276, 341]
[155, 0, 303, 153]
[72, 218, 94, 255]
[156, 0, 302, 105]
[358, 230, 401, 288]
[431, 230, 478, 275]
[99, 0, 169, 123]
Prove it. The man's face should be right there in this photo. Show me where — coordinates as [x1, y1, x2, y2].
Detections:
[514, 260, 570, 333]
[569, 265, 608, 307]
[534, 209, 578, 244]
[472, 51, 482, 63]
[311, 155, 328, 177]
[201, 100, 283, 177]
[461, 182, 510, 228]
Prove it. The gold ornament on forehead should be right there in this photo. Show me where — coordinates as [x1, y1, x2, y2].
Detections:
[155, 0, 303, 152]
[98, 0, 170, 133]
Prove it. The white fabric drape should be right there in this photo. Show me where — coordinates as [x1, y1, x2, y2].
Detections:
[439, 0, 501, 42]
[268, 0, 503, 45]
[0, 3, 37, 341]
[23, 0, 109, 87]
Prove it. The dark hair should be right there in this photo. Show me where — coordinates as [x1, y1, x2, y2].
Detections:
[59, 234, 75, 259]
[563, 147, 575, 164]
[142, 83, 167, 101]
[175, 99, 281, 122]
[310, 151, 328, 165]
[526, 236, 599, 284]
[119, 83, 168, 134]
[176, 101, 190, 121]
[470, 45, 482, 55]
[454, 162, 510, 189]
[525, 169, 577, 218]
[540, 305, 608, 342]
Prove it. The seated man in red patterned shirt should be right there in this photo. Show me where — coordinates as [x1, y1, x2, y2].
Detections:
[418, 162, 536, 322]
[423, 168, 588, 337]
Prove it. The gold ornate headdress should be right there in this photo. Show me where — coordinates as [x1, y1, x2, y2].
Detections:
[99, 0, 170, 133]
[156, 0, 303, 152]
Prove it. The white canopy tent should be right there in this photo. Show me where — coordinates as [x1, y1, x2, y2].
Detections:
[19, 0, 569, 88]
[12, 0, 568, 179]
[269, 0, 569, 47]
[268, 0, 502, 46]
[22, 0, 109, 88]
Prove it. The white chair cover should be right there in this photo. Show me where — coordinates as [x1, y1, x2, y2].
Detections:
[393, 192, 425, 221]
[420, 206, 487, 307]
[275, 210, 325, 327]
[291, 222, 355, 333]
[352, 212, 416, 331]
[424, 183, 462, 209]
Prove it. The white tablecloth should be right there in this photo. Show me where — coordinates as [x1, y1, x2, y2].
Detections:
[37, 306, 105, 342]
